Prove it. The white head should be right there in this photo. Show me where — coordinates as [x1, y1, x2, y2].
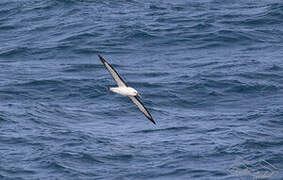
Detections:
[128, 87, 141, 98]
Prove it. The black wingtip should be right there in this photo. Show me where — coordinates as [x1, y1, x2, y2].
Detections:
[97, 55, 105, 63]
[150, 118, 156, 125]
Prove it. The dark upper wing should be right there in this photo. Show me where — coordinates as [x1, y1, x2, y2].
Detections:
[128, 96, 156, 124]
[98, 55, 127, 87]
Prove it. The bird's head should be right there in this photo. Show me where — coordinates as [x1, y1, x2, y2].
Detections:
[128, 87, 141, 98]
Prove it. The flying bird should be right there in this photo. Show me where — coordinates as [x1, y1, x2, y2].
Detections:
[98, 55, 156, 124]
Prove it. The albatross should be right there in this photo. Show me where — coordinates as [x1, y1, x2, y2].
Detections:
[98, 55, 156, 124]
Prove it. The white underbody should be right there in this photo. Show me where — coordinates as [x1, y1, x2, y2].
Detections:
[109, 87, 139, 96]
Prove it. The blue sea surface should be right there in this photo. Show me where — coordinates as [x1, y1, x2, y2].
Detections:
[0, 0, 283, 179]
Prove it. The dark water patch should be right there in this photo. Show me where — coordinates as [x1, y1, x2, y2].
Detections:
[262, 118, 283, 128]
[57, 151, 104, 164]
[62, 63, 102, 73]
[189, 61, 219, 68]
[0, 24, 21, 31]
[243, 139, 283, 149]
[22, 1, 57, 11]
[189, 22, 215, 31]
[132, 72, 170, 78]
[125, 29, 159, 40]
[197, 79, 243, 90]
[269, 107, 283, 118]
[0, 89, 32, 101]
[206, 127, 230, 133]
[17, 79, 64, 88]
[0, 167, 33, 180]
[41, 160, 71, 174]
[160, 29, 267, 49]
[238, 72, 283, 83]
[225, 83, 279, 95]
[102, 153, 133, 162]
[0, 136, 27, 145]
[212, 59, 260, 70]
[243, 4, 283, 25]
[0, 47, 29, 58]
[205, 30, 261, 46]
[1, 158, 35, 176]
[156, 16, 195, 24]
[170, 5, 185, 12]
[0, 115, 5, 122]
[149, 4, 167, 11]
[59, 31, 101, 43]
[73, 47, 101, 55]
[266, 64, 283, 71]
[133, 126, 190, 134]
[3, 78, 107, 101]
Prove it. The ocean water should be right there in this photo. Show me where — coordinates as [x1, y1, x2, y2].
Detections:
[0, 0, 283, 179]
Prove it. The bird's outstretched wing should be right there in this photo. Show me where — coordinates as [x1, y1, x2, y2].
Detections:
[98, 55, 128, 87]
[128, 96, 156, 124]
